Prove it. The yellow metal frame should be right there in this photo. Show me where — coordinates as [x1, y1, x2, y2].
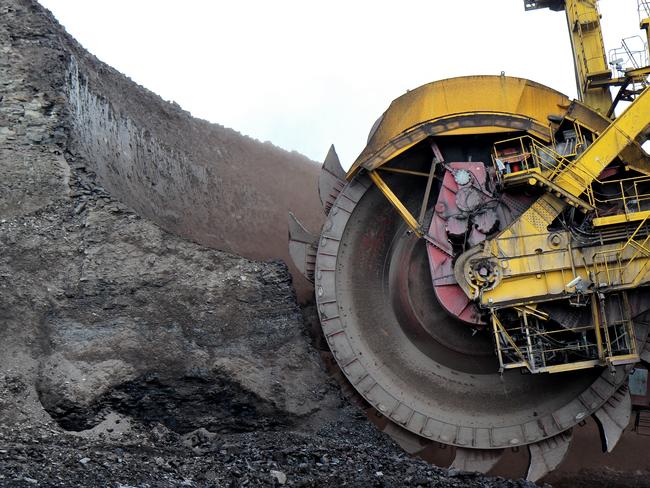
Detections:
[470, 88, 650, 308]
[345, 2, 650, 376]
[565, 0, 613, 114]
[589, 174, 650, 226]
[364, 89, 650, 310]
[527, 0, 650, 117]
[347, 76, 571, 178]
[592, 216, 650, 287]
[492, 133, 650, 224]
[368, 170, 422, 237]
[492, 291, 639, 374]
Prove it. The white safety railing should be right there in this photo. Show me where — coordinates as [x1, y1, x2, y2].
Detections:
[640, 0, 650, 20]
[609, 36, 648, 75]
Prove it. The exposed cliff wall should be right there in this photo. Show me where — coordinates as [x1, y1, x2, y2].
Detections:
[7, 0, 324, 302]
[0, 0, 334, 434]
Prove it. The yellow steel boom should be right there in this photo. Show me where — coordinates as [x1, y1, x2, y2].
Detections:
[526, 0, 612, 113]
[458, 87, 650, 307]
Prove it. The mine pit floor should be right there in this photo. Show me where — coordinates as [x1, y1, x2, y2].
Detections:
[0, 408, 537, 488]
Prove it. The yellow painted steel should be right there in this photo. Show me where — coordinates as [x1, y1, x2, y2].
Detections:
[591, 296, 605, 360]
[493, 292, 638, 373]
[531, 1, 650, 115]
[461, 88, 650, 308]
[592, 217, 650, 287]
[552, 87, 650, 197]
[377, 167, 431, 178]
[593, 210, 650, 227]
[536, 360, 604, 373]
[342, 3, 650, 376]
[492, 87, 650, 242]
[512, 305, 549, 320]
[361, 85, 650, 309]
[368, 171, 422, 236]
[586, 174, 650, 215]
[347, 76, 571, 178]
[470, 217, 650, 307]
[491, 308, 618, 373]
[564, 0, 613, 114]
[491, 312, 532, 371]
[459, 209, 650, 305]
[602, 66, 650, 89]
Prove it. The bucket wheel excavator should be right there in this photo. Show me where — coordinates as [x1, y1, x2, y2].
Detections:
[290, 0, 650, 481]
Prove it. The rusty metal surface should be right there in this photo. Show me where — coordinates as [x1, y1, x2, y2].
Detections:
[426, 163, 486, 325]
[593, 385, 632, 453]
[288, 212, 317, 283]
[318, 145, 346, 216]
[527, 430, 573, 482]
[425, 162, 524, 326]
[315, 169, 642, 450]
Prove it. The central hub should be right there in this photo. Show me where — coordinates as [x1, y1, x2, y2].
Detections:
[468, 257, 501, 289]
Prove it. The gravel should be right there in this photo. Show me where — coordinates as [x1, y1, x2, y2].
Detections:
[0, 408, 539, 488]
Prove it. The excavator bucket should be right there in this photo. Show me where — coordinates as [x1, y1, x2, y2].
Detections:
[303, 76, 650, 481]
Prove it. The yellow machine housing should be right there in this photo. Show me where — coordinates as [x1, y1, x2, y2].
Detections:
[290, 0, 650, 481]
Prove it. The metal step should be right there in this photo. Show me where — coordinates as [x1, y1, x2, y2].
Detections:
[635, 409, 650, 436]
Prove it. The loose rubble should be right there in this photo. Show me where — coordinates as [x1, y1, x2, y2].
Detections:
[0, 408, 539, 488]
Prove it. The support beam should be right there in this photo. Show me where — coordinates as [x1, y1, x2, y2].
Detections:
[457, 87, 650, 307]
[524, 0, 613, 114]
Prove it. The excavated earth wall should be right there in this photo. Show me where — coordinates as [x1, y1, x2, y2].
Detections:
[42, 1, 323, 303]
[0, 0, 586, 487]
[0, 0, 337, 434]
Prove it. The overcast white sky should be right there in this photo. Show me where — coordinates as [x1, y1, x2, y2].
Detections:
[39, 0, 645, 167]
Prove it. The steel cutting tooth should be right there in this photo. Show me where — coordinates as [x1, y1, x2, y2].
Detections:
[526, 430, 572, 482]
[382, 421, 430, 455]
[288, 212, 317, 282]
[318, 144, 346, 215]
[450, 448, 504, 473]
[593, 384, 631, 453]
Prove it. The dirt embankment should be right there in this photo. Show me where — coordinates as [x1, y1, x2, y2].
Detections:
[19, 0, 324, 302]
[1, 0, 335, 452]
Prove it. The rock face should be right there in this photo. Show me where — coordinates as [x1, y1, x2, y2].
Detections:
[0, 0, 335, 435]
[3, 0, 324, 303]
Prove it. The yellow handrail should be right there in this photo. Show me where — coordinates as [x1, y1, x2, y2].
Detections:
[494, 135, 650, 219]
[593, 215, 650, 286]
